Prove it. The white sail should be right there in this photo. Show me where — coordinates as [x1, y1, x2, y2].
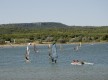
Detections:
[59, 44, 63, 51]
[26, 46, 30, 55]
[52, 44, 57, 57]
[25, 43, 31, 62]
[33, 44, 39, 53]
[51, 43, 58, 63]
[79, 42, 81, 47]
[48, 44, 51, 58]
[48, 44, 51, 48]
[74, 45, 79, 51]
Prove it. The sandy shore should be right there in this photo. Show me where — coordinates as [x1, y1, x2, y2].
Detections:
[0, 43, 49, 48]
[0, 42, 107, 48]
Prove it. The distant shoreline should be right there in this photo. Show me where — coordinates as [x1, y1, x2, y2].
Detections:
[0, 42, 108, 48]
[0, 43, 49, 48]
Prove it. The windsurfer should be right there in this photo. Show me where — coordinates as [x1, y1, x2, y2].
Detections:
[25, 43, 31, 63]
[50, 41, 58, 63]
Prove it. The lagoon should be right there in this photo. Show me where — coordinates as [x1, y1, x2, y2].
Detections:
[0, 43, 108, 80]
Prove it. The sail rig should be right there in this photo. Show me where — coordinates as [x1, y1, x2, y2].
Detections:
[48, 44, 51, 58]
[33, 43, 39, 53]
[25, 43, 31, 63]
[50, 43, 58, 63]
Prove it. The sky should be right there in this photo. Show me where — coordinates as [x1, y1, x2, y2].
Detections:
[0, 0, 108, 26]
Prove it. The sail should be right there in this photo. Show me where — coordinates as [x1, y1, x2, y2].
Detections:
[74, 45, 79, 51]
[25, 46, 30, 60]
[26, 46, 30, 55]
[48, 44, 51, 58]
[25, 43, 31, 62]
[51, 44, 57, 58]
[79, 42, 82, 47]
[51, 43, 58, 63]
[48, 44, 51, 48]
[33, 44, 39, 53]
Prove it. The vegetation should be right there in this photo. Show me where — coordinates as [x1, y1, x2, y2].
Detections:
[0, 22, 108, 44]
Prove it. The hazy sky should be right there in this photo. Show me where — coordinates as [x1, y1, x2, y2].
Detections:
[0, 0, 108, 26]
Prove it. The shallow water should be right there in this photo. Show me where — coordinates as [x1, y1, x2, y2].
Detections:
[0, 43, 108, 80]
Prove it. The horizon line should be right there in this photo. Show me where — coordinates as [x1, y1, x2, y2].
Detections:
[0, 22, 108, 27]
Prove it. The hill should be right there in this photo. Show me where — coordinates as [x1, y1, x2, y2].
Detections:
[0, 22, 68, 28]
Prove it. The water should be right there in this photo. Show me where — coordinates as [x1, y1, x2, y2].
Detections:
[0, 43, 108, 80]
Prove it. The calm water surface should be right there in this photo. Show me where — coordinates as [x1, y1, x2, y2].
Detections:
[0, 43, 108, 80]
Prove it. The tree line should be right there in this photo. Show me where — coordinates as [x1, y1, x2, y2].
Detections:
[0, 22, 108, 44]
